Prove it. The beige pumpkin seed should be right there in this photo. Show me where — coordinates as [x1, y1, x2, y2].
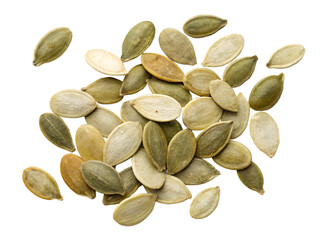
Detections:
[212, 140, 252, 170]
[141, 53, 185, 82]
[145, 175, 192, 204]
[167, 129, 197, 174]
[60, 154, 96, 199]
[174, 157, 220, 185]
[85, 106, 122, 137]
[223, 55, 258, 87]
[81, 77, 123, 104]
[196, 121, 233, 158]
[39, 113, 75, 152]
[184, 68, 220, 96]
[157, 120, 183, 144]
[202, 34, 244, 67]
[159, 28, 197, 65]
[182, 97, 223, 130]
[121, 21, 155, 62]
[237, 162, 264, 195]
[132, 148, 166, 189]
[210, 80, 238, 112]
[113, 193, 157, 226]
[249, 73, 284, 111]
[147, 76, 192, 107]
[130, 94, 182, 122]
[81, 160, 125, 195]
[50, 89, 97, 118]
[85, 49, 127, 75]
[221, 93, 250, 139]
[103, 122, 142, 166]
[23, 167, 63, 200]
[250, 112, 279, 158]
[33, 27, 72, 66]
[190, 187, 220, 219]
[120, 101, 149, 128]
[267, 44, 305, 69]
[183, 15, 227, 38]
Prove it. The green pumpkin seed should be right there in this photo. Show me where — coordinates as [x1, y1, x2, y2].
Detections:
[209, 80, 238, 112]
[249, 73, 284, 111]
[237, 162, 264, 195]
[159, 28, 197, 65]
[39, 113, 75, 152]
[223, 56, 258, 87]
[33, 27, 72, 66]
[121, 21, 155, 62]
[157, 120, 183, 144]
[120, 101, 149, 128]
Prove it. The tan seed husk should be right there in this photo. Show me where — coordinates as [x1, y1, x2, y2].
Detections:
[237, 162, 264, 195]
[209, 80, 238, 112]
[157, 120, 183, 144]
[120, 101, 149, 128]
[22, 167, 63, 200]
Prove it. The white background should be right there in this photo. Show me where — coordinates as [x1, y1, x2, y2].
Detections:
[1, 0, 318, 239]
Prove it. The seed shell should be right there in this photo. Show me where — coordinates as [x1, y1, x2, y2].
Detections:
[120, 101, 149, 128]
[157, 120, 183, 144]
[237, 162, 264, 195]
[209, 80, 238, 112]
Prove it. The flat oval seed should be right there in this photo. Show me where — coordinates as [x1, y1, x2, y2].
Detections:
[39, 113, 75, 152]
[60, 154, 96, 199]
[190, 187, 220, 219]
[157, 120, 183, 144]
[50, 89, 97, 118]
[159, 28, 197, 65]
[250, 112, 279, 158]
[113, 193, 157, 226]
[121, 21, 155, 62]
[103, 122, 142, 166]
[237, 162, 264, 195]
[223, 55, 258, 87]
[33, 27, 72, 66]
[81, 77, 123, 104]
[147, 76, 192, 107]
[85, 49, 127, 75]
[212, 140, 252, 170]
[174, 157, 220, 185]
[183, 97, 223, 130]
[183, 15, 227, 38]
[120, 101, 149, 128]
[141, 53, 185, 83]
[23, 167, 63, 200]
[267, 44, 305, 69]
[130, 94, 182, 122]
[132, 148, 166, 189]
[184, 68, 220, 96]
[210, 80, 238, 112]
[167, 129, 197, 174]
[81, 160, 125, 195]
[76, 124, 105, 161]
[202, 34, 244, 67]
[249, 73, 284, 111]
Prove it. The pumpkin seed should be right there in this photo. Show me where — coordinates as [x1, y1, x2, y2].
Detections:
[85, 49, 127, 75]
[103, 122, 142, 166]
[33, 27, 72, 66]
[202, 34, 244, 67]
[141, 53, 185, 82]
[132, 148, 166, 189]
[250, 112, 279, 158]
[113, 193, 157, 226]
[223, 55, 258, 87]
[183, 15, 227, 38]
[167, 129, 197, 174]
[190, 187, 220, 219]
[50, 89, 97, 118]
[22, 167, 63, 200]
[121, 21, 155, 62]
[237, 162, 264, 195]
[39, 113, 75, 152]
[221, 93, 250, 139]
[174, 157, 220, 185]
[249, 73, 284, 111]
[60, 154, 96, 199]
[159, 28, 197, 65]
[81, 160, 125, 195]
[183, 97, 223, 130]
[120, 101, 149, 128]
[196, 121, 233, 158]
[157, 120, 183, 144]
[147, 76, 192, 107]
[209, 80, 238, 112]
[81, 77, 123, 104]
[267, 44, 305, 69]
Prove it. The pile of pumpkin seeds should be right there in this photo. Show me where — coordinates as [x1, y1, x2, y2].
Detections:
[24, 15, 305, 226]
